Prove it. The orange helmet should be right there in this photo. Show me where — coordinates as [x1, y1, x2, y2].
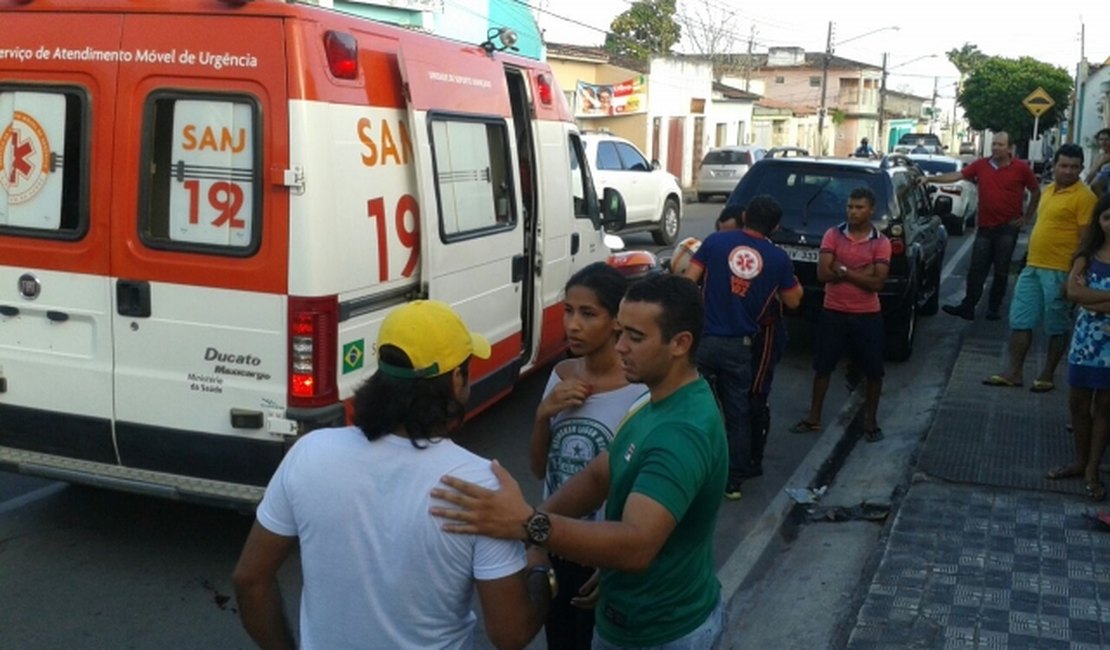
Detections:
[668, 237, 702, 275]
[607, 250, 660, 279]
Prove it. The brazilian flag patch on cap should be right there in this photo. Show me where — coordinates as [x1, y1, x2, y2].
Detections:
[342, 339, 365, 374]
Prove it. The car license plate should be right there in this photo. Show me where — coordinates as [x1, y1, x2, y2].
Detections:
[782, 245, 819, 263]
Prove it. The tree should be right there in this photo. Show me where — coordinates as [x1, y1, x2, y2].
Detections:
[959, 56, 1072, 147]
[604, 0, 681, 62]
[946, 43, 987, 144]
[945, 43, 987, 80]
[676, 2, 737, 59]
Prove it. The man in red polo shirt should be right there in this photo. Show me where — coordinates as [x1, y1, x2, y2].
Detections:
[929, 131, 1041, 321]
[791, 187, 890, 442]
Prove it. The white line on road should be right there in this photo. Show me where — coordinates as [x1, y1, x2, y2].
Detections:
[942, 232, 976, 282]
[0, 482, 66, 516]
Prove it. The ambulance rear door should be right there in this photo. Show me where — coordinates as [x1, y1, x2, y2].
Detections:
[107, 14, 290, 490]
[398, 41, 528, 403]
[0, 12, 121, 467]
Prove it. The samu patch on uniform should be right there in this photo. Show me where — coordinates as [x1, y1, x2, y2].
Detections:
[342, 339, 365, 374]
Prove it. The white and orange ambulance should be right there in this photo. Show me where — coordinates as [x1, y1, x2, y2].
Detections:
[0, 0, 624, 506]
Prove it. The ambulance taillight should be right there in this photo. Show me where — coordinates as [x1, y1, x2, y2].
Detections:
[324, 31, 358, 80]
[288, 297, 339, 408]
[536, 73, 553, 106]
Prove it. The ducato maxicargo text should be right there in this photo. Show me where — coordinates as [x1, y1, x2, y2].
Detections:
[0, 0, 625, 506]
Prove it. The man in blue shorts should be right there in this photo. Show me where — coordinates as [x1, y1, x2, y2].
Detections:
[984, 144, 1097, 392]
[792, 187, 891, 441]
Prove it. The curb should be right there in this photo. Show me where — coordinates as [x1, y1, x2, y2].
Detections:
[716, 390, 865, 601]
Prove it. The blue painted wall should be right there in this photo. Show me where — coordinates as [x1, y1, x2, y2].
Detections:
[332, 0, 543, 60]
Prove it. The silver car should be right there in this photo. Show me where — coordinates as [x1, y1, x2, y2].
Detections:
[695, 146, 765, 202]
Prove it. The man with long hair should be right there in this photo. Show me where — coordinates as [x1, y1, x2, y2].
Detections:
[233, 300, 549, 649]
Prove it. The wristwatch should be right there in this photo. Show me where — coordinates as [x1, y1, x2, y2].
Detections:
[836, 264, 848, 278]
[529, 565, 558, 599]
[523, 509, 552, 546]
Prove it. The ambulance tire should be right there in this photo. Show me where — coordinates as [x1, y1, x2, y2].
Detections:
[652, 198, 681, 246]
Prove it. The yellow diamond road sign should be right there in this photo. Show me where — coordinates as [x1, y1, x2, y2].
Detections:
[1022, 87, 1055, 117]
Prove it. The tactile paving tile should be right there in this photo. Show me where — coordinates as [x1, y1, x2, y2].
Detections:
[916, 335, 1085, 497]
[846, 482, 1110, 649]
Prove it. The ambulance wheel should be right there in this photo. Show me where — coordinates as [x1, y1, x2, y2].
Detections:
[653, 198, 681, 246]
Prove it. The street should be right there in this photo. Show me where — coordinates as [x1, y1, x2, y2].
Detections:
[0, 199, 980, 649]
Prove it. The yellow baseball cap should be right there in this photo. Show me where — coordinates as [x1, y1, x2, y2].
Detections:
[376, 300, 491, 378]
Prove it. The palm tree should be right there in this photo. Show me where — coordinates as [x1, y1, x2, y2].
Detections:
[946, 43, 987, 146]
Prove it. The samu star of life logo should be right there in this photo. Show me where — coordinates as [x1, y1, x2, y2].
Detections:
[0, 111, 51, 205]
[728, 245, 763, 280]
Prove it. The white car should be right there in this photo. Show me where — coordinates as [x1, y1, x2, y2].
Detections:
[908, 154, 978, 236]
[581, 133, 684, 245]
[694, 145, 765, 202]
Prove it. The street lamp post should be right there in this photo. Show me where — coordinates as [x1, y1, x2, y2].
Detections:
[817, 23, 899, 155]
[878, 52, 889, 152]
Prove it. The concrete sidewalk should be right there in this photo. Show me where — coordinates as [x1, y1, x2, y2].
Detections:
[844, 311, 1110, 648]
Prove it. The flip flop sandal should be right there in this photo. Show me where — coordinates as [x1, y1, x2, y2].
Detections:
[1046, 465, 1083, 480]
[1088, 481, 1107, 503]
[789, 420, 821, 434]
[864, 427, 884, 443]
[982, 374, 1022, 387]
[1030, 380, 1056, 393]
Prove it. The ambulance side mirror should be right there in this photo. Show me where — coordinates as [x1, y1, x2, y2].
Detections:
[599, 188, 626, 230]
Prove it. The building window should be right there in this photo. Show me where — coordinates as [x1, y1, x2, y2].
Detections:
[809, 76, 821, 87]
[775, 76, 785, 84]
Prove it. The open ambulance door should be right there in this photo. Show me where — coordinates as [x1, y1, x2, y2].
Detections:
[398, 43, 528, 406]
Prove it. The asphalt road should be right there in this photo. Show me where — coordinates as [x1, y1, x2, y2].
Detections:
[0, 197, 979, 649]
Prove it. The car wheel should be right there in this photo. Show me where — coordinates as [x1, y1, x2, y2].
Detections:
[885, 289, 917, 362]
[920, 258, 941, 316]
[696, 193, 708, 203]
[946, 215, 964, 237]
[652, 198, 681, 246]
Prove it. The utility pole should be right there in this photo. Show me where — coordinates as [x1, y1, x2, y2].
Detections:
[744, 24, 756, 92]
[817, 21, 833, 155]
[1070, 20, 1086, 144]
[929, 76, 939, 134]
[877, 52, 888, 153]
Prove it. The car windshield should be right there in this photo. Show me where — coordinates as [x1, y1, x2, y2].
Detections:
[898, 134, 942, 147]
[703, 150, 752, 165]
[728, 163, 889, 234]
[914, 159, 959, 175]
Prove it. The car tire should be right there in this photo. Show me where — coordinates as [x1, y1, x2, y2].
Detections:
[696, 193, 708, 203]
[652, 198, 681, 246]
[946, 216, 964, 237]
[885, 288, 917, 362]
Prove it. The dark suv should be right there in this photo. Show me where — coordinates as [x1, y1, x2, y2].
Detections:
[726, 154, 948, 361]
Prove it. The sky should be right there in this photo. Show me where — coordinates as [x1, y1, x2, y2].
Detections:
[534, 0, 1107, 101]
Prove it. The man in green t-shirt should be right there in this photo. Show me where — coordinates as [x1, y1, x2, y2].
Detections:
[432, 273, 729, 648]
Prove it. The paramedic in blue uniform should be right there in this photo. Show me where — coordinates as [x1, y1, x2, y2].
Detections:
[683, 196, 803, 500]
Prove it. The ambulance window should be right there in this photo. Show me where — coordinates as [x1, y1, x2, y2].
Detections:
[139, 94, 261, 254]
[0, 87, 87, 238]
[568, 134, 596, 219]
[430, 118, 515, 238]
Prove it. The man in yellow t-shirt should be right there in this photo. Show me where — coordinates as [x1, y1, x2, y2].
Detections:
[984, 144, 1098, 392]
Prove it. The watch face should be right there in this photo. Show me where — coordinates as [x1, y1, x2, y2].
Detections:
[526, 511, 551, 544]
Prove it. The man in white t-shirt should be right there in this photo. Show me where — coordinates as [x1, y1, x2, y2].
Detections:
[232, 300, 550, 650]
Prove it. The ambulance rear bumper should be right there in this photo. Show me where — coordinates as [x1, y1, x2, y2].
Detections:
[0, 446, 264, 510]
